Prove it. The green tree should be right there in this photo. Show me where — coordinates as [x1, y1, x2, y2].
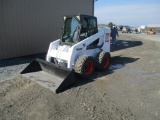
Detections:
[108, 22, 114, 29]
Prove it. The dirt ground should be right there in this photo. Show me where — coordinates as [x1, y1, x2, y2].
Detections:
[0, 34, 160, 120]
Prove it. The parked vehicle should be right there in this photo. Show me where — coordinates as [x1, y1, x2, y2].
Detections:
[144, 28, 156, 35]
[122, 27, 131, 33]
[21, 14, 111, 93]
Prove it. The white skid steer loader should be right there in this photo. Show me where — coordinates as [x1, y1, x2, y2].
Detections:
[21, 14, 111, 93]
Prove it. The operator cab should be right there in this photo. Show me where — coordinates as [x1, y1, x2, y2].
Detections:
[61, 14, 98, 45]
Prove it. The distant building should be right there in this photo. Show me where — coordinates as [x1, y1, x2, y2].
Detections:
[147, 24, 160, 28]
[147, 24, 160, 31]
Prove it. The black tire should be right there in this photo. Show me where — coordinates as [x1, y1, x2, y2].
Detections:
[75, 55, 95, 79]
[96, 51, 111, 71]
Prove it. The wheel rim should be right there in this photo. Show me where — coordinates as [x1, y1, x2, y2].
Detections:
[84, 61, 93, 75]
[103, 57, 110, 68]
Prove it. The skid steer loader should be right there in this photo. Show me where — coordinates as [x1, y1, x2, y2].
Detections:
[21, 14, 111, 93]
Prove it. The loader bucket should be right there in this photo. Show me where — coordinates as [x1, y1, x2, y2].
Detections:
[21, 58, 76, 93]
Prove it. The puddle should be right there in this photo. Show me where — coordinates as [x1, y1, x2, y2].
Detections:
[124, 44, 129, 46]
[109, 64, 124, 70]
[122, 41, 129, 46]
[122, 41, 128, 44]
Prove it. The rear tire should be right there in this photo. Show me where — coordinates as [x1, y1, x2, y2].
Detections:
[75, 55, 95, 79]
[96, 51, 111, 71]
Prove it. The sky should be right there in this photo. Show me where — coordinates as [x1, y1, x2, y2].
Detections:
[94, 0, 160, 27]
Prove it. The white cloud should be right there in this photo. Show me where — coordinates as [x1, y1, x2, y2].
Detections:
[95, 4, 160, 27]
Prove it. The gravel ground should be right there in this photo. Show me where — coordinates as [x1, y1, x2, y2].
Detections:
[0, 34, 160, 120]
[0, 53, 46, 83]
[128, 33, 160, 42]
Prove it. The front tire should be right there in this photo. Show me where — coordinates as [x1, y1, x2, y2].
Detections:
[75, 55, 95, 79]
[96, 51, 111, 71]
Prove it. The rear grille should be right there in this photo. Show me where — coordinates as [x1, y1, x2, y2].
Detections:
[59, 62, 67, 68]
[51, 57, 55, 64]
[51, 57, 67, 67]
